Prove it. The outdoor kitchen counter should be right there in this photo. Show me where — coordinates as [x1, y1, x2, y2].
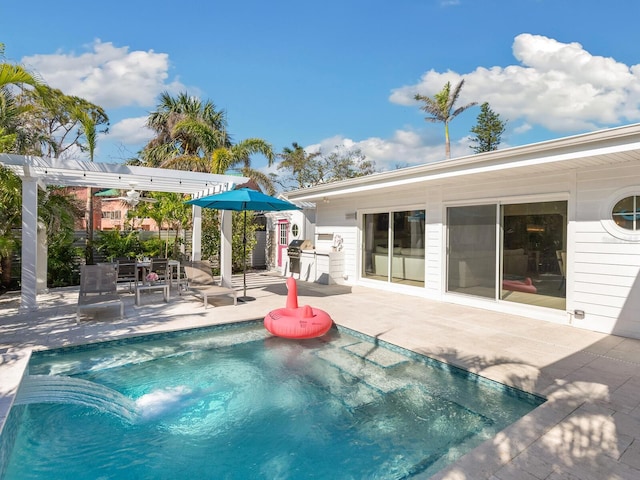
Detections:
[293, 249, 345, 285]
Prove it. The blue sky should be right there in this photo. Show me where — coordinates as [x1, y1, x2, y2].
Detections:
[3, 0, 640, 176]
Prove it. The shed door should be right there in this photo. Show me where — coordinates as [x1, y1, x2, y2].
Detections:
[277, 220, 289, 267]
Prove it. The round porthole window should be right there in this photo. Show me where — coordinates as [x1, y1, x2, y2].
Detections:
[612, 196, 640, 231]
[291, 224, 299, 238]
[601, 188, 640, 241]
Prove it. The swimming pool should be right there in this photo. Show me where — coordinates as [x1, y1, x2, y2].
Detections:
[0, 321, 544, 479]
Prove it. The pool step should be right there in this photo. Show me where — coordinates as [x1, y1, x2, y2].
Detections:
[315, 343, 410, 407]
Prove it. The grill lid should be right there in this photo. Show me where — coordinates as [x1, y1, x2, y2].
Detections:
[288, 239, 313, 250]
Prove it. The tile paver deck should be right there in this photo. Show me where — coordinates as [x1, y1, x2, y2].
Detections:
[2, 272, 640, 479]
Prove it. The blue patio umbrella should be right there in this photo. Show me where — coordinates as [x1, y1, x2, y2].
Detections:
[186, 188, 300, 301]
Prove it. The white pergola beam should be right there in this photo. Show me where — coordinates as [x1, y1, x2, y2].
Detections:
[0, 154, 243, 194]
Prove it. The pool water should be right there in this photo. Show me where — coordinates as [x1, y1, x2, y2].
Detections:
[0, 322, 544, 479]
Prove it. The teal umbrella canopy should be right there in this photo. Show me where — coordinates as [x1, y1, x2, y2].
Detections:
[186, 188, 300, 212]
[186, 188, 300, 301]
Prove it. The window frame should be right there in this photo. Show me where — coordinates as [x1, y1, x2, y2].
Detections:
[601, 188, 640, 241]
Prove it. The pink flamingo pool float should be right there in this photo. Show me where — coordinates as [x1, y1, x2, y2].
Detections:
[264, 277, 333, 339]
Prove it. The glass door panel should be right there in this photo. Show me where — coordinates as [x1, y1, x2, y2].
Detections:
[391, 211, 425, 286]
[501, 201, 567, 310]
[362, 210, 425, 286]
[447, 205, 497, 298]
[362, 213, 389, 280]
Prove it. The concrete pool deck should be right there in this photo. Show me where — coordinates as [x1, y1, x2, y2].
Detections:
[2, 271, 640, 479]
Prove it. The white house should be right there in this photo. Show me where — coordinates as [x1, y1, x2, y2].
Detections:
[285, 124, 640, 339]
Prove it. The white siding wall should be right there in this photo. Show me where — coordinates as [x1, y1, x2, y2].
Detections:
[425, 187, 443, 298]
[574, 163, 640, 337]
[315, 198, 359, 283]
[309, 158, 640, 338]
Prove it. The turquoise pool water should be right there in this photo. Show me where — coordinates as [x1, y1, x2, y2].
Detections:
[0, 322, 544, 479]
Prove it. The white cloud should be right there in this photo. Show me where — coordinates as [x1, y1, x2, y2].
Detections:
[109, 116, 154, 145]
[305, 129, 461, 171]
[390, 33, 640, 132]
[513, 123, 532, 135]
[21, 40, 185, 108]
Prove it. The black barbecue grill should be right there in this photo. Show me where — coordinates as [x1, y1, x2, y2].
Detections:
[287, 239, 313, 274]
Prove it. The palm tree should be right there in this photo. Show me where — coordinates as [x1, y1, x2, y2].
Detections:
[414, 79, 477, 159]
[0, 43, 45, 153]
[142, 91, 229, 167]
[162, 117, 276, 194]
[141, 92, 276, 192]
[74, 108, 98, 264]
[0, 43, 46, 287]
[277, 142, 321, 189]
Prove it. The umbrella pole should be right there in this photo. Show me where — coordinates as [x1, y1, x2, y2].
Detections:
[243, 209, 247, 299]
[239, 209, 255, 302]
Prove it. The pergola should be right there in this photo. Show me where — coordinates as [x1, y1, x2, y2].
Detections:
[0, 154, 249, 312]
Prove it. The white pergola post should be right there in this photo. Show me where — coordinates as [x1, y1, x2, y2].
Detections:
[191, 205, 202, 262]
[219, 210, 233, 289]
[20, 178, 38, 312]
[37, 220, 48, 293]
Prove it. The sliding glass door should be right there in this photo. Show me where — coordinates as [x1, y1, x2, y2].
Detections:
[446, 200, 567, 309]
[362, 210, 425, 286]
[446, 205, 497, 298]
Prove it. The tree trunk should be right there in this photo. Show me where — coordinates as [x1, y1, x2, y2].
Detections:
[444, 122, 451, 159]
[1, 255, 12, 288]
[85, 187, 94, 264]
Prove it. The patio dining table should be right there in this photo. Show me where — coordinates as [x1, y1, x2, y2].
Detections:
[135, 259, 181, 291]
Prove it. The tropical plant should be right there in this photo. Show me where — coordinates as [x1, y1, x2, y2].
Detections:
[141, 91, 276, 193]
[132, 192, 191, 258]
[0, 42, 45, 154]
[276, 142, 321, 189]
[140, 238, 168, 259]
[414, 79, 477, 159]
[40, 188, 84, 287]
[201, 209, 258, 272]
[74, 107, 98, 264]
[15, 87, 109, 159]
[276, 144, 376, 189]
[469, 102, 507, 153]
[0, 42, 108, 286]
[94, 229, 142, 260]
[0, 165, 21, 288]
[164, 117, 276, 194]
[141, 91, 229, 167]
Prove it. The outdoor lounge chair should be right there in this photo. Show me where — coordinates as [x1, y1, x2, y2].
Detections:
[77, 264, 124, 321]
[182, 261, 237, 308]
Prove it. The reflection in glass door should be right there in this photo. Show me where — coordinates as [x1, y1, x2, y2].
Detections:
[501, 201, 567, 310]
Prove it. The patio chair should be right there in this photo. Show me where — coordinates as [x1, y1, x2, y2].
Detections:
[172, 263, 189, 293]
[182, 261, 237, 308]
[77, 264, 124, 321]
[116, 260, 137, 292]
[150, 257, 169, 282]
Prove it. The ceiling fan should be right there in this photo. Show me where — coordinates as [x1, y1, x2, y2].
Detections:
[101, 184, 157, 207]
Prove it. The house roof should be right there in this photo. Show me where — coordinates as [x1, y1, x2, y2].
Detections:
[285, 123, 640, 202]
[0, 154, 249, 196]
